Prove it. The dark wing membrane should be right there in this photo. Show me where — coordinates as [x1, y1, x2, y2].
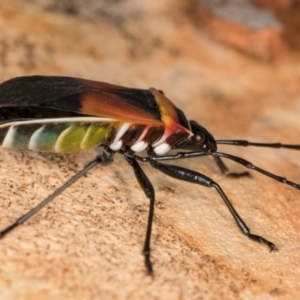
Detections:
[175, 107, 190, 130]
[0, 76, 162, 123]
[78, 77, 161, 118]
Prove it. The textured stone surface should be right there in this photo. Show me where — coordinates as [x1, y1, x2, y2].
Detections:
[0, 1, 300, 299]
[253, 0, 293, 9]
[198, 0, 287, 61]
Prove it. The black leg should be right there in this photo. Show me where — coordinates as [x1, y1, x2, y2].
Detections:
[124, 152, 155, 275]
[212, 151, 300, 190]
[138, 149, 300, 191]
[149, 159, 278, 252]
[0, 148, 114, 238]
[216, 140, 300, 150]
[214, 156, 250, 178]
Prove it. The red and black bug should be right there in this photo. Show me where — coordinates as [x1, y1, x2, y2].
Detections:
[0, 76, 299, 274]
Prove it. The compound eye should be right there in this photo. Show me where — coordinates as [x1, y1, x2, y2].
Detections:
[195, 132, 205, 145]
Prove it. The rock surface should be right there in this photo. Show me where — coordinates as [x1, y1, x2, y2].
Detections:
[0, 1, 300, 299]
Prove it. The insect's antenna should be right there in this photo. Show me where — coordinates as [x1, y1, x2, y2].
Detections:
[211, 151, 300, 190]
[216, 140, 300, 150]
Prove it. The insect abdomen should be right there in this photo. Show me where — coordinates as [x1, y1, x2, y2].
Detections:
[0, 120, 116, 153]
[0, 118, 167, 154]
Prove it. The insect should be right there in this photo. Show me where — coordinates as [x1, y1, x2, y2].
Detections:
[0, 76, 299, 275]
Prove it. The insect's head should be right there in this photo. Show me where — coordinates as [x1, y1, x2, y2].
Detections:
[181, 121, 217, 152]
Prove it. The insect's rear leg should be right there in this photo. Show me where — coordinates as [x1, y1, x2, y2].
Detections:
[0, 148, 115, 238]
[124, 152, 155, 275]
[214, 156, 250, 178]
[150, 158, 278, 252]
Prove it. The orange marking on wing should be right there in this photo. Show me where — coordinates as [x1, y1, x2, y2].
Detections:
[150, 88, 192, 138]
[80, 92, 164, 126]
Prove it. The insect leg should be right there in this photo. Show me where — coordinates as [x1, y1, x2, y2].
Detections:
[149, 159, 278, 252]
[131, 151, 247, 178]
[216, 140, 300, 150]
[147, 150, 300, 191]
[124, 152, 155, 275]
[131, 151, 250, 177]
[0, 149, 114, 238]
[212, 151, 300, 190]
[213, 156, 250, 178]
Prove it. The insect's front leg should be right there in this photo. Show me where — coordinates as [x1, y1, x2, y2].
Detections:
[214, 156, 250, 178]
[123, 151, 155, 275]
[149, 158, 278, 252]
[142, 148, 249, 178]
